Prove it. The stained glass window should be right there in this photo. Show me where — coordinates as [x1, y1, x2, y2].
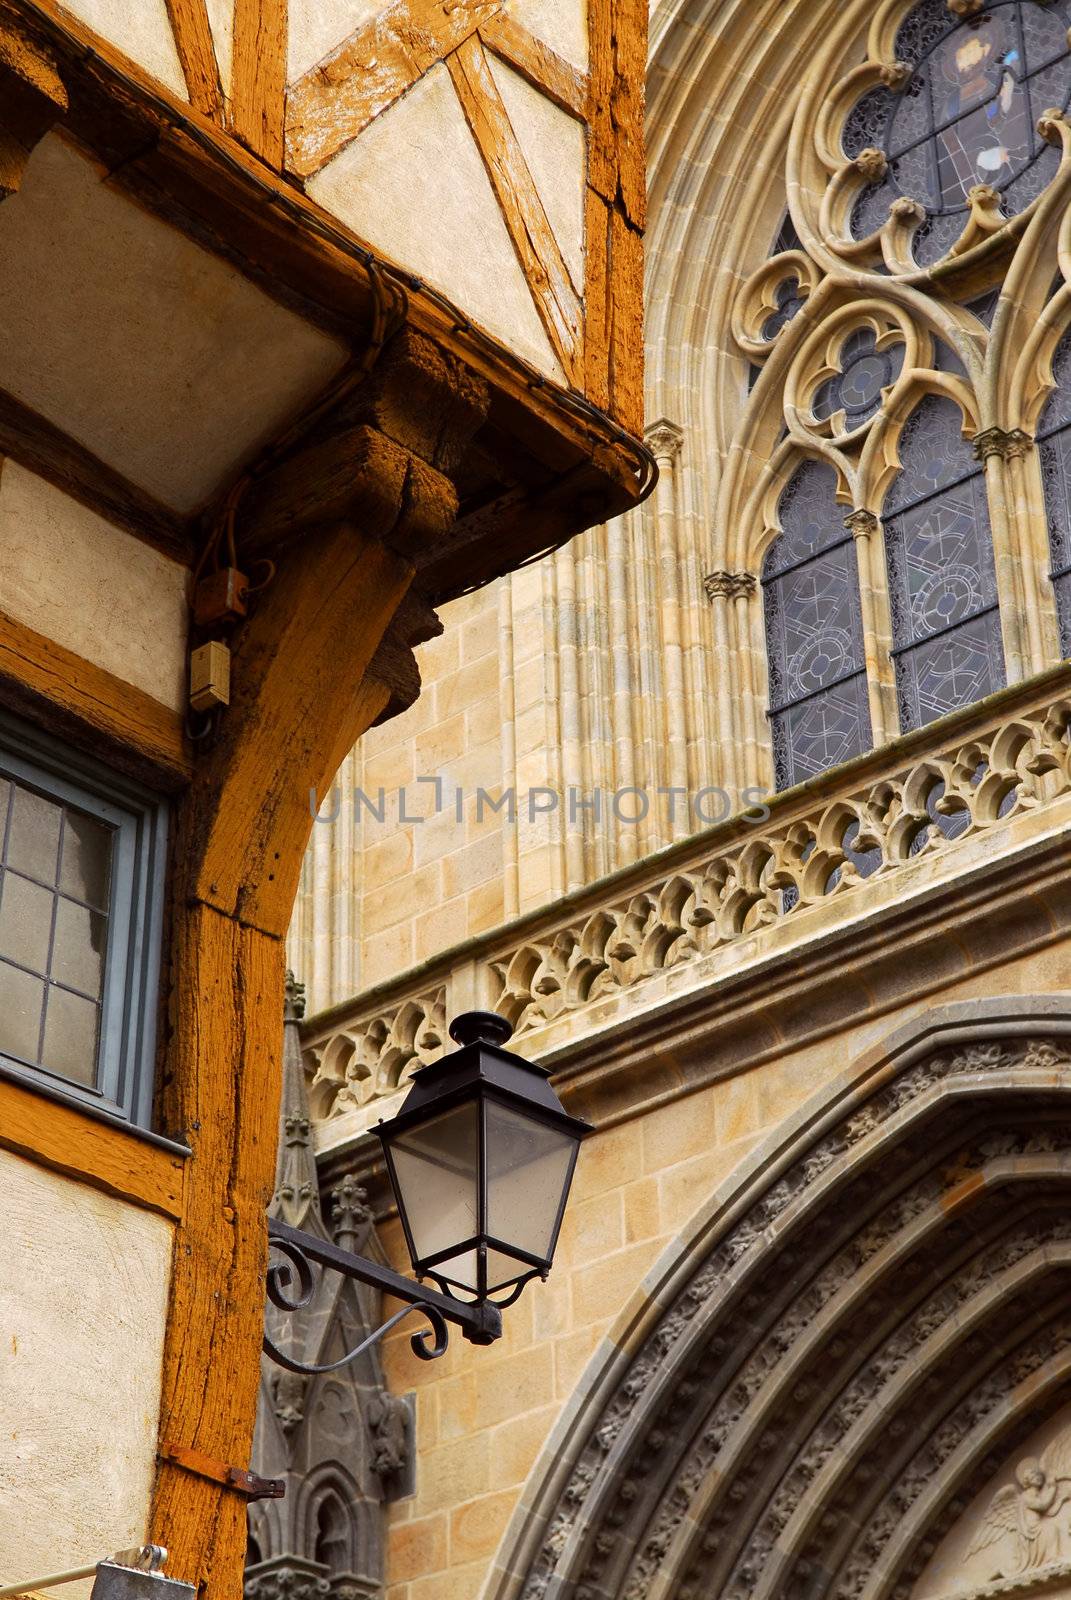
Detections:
[812, 327, 906, 429]
[846, 0, 1071, 263]
[883, 396, 1005, 729]
[763, 461, 873, 789]
[1038, 329, 1071, 654]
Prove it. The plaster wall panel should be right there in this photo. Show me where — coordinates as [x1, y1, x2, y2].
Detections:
[0, 136, 347, 514]
[511, 0, 588, 71]
[487, 55, 585, 292]
[306, 64, 564, 382]
[55, 0, 189, 98]
[0, 1147, 172, 1597]
[287, 0, 380, 82]
[205, 0, 234, 99]
[0, 465, 188, 711]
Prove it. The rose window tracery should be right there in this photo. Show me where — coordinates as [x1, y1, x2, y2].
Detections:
[848, 0, 1071, 262]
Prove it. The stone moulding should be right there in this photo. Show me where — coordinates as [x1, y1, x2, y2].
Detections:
[302, 667, 1071, 1120]
[478, 1002, 1071, 1600]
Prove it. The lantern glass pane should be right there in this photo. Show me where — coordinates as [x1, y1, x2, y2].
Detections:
[485, 1099, 579, 1268]
[387, 1101, 479, 1275]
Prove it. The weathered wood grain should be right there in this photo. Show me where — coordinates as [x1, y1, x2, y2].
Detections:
[285, 0, 502, 179]
[0, 1072, 185, 1217]
[0, 607, 191, 790]
[587, 0, 646, 230]
[152, 517, 409, 1599]
[479, 14, 587, 119]
[164, 0, 223, 119]
[448, 35, 582, 385]
[231, 0, 286, 166]
[584, 186, 611, 413]
[0, 17, 66, 200]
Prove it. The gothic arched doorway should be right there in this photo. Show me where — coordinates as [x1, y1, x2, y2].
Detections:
[489, 999, 1071, 1600]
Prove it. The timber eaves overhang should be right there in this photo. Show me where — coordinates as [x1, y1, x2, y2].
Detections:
[0, 0, 655, 604]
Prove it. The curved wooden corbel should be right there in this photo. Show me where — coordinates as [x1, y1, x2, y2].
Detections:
[0, 22, 66, 202]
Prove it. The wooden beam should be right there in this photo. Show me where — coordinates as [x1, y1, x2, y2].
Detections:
[587, 0, 645, 230]
[236, 422, 457, 557]
[479, 15, 586, 120]
[285, 0, 502, 180]
[176, 521, 413, 936]
[230, 0, 286, 167]
[586, 0, 646, 430]
[447, 35, 582, 386]
[0, 607, 191, 790]
[164, 0, 223, 121]
[0, 15, 65, 199]
[0, 387, 194, 565]
[0, 1070, 185, 1218]
[150, 526, 411, 1600]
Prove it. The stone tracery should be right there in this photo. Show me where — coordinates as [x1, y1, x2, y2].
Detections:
[719, 0, 1071, 796]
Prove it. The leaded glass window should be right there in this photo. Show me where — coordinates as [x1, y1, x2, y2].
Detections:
[0, 719, 167, 1126]
[847, 0, 1071, 264]
[1038, 330, 1071, 655]
[883, 395, 1005, 729]
[763, 461, 873, 789]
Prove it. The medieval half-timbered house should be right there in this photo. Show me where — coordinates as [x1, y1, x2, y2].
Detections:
[290, 2, 1071, 1599]
[0, 2, 647, 1599]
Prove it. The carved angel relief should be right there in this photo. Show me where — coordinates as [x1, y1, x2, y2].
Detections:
[969, 1444, 1071, 1577]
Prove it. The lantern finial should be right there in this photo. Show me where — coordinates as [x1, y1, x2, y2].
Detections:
[448, 1010, 514, 1048]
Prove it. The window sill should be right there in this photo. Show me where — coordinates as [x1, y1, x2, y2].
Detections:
[0, 1061, 188, 1219]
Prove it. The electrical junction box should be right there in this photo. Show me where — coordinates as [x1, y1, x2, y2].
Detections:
[189, 640, 231, 711]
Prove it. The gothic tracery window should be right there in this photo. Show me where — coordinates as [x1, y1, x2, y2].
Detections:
[763, 462, 872, 790]
[883, 395, 1005, 728]
[733, 0, 1071, 795]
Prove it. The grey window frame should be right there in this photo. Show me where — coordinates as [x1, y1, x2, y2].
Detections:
[0, 712, 168, 1128]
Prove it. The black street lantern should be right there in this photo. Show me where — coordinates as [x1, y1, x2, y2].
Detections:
[374, 1011, 593, 1306]
[264, 1009, 590, 1372]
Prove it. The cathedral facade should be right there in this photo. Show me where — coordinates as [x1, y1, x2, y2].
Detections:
[288, 1, 1071, 1597]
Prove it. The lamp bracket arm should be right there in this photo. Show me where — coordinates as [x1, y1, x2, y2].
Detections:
[264, 1218, 502, 1367]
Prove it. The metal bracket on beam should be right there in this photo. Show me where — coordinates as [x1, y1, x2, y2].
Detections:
[158, 1442, 285, 1502]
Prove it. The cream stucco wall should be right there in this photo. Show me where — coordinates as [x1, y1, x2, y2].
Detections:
[306, 65, 566, 384]
[0, 1149, 172, 1595]
[57, 0, 189, 99]
[0, 464, 188, 711]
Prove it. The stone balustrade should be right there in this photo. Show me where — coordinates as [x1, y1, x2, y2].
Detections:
[302, 666, 1071, 1137]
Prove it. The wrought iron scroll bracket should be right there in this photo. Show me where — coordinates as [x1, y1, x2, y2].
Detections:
[264, 1217, 502, 1375]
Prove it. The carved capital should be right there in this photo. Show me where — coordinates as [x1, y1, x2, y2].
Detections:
[0, 26, 67, 201]
[972, 426, 1034, 462]
[645, 418, 684, 463]
[845, 509, 880, 539]
[704, 570, 756, 601]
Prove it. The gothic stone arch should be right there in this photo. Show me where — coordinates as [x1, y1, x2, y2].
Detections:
[486, 998, 1071, 1600]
